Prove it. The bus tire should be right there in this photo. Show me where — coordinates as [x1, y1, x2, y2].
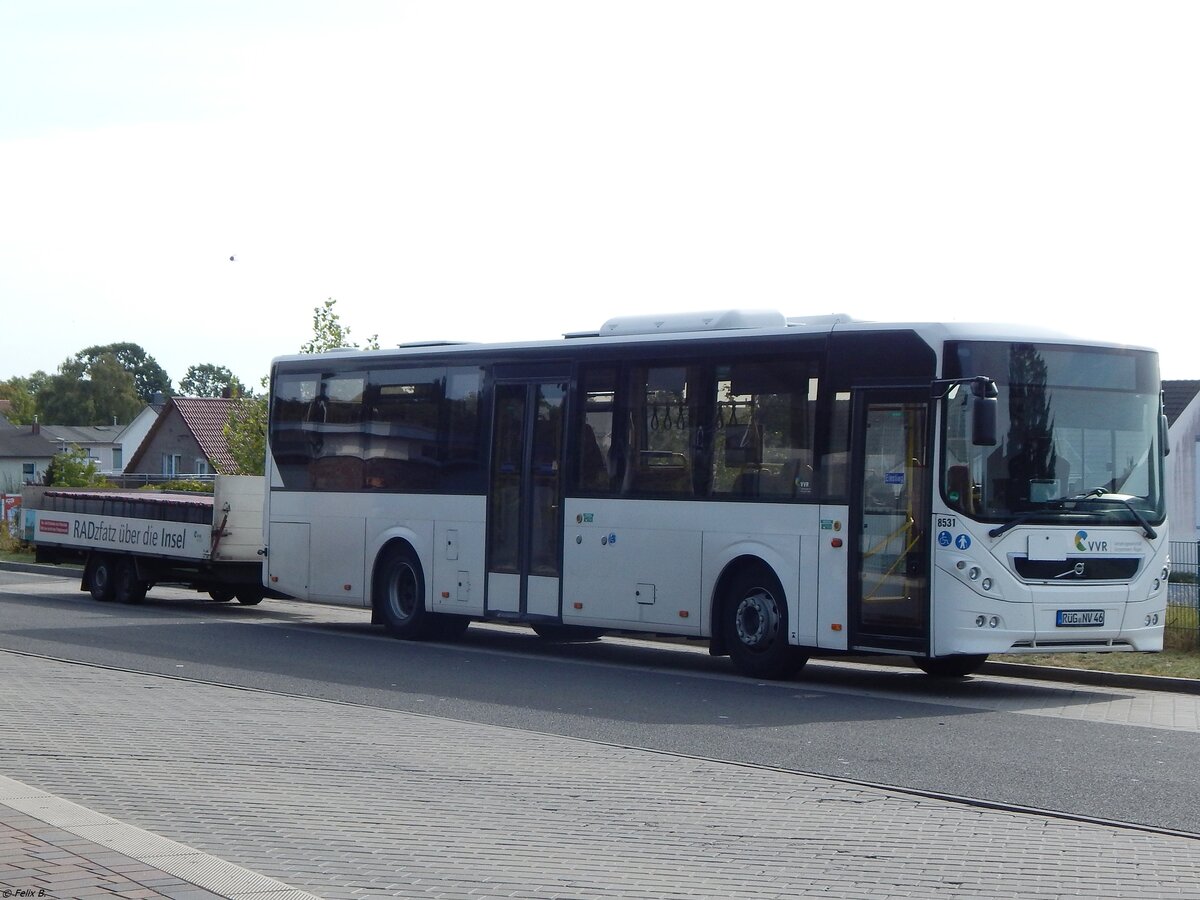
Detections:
[375, 543, 435, 640]
[721, 564, 806, 680]
[914, 654, 987, 678]
[88, 555, 116, 602]
[113, 558, 147, 604]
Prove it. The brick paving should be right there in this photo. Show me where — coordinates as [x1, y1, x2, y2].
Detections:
[1, 651, 1199, 899]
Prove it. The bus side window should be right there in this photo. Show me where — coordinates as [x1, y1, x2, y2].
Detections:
[576, 367, 618, 494]
[712, 360, 817, 500]
[626, 365, 699, 497]
[821, 391, 852, 499]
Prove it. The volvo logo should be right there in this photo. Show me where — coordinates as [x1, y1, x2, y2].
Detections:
[1055, 562, 1087, 579]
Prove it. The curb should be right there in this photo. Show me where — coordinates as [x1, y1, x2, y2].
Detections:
[981, 660, 1200, 695]
[1, 560, 82, 578]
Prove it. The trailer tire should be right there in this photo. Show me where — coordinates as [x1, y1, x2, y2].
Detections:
[235, 591, 265, 606]
[88, 555, 116, 602]
[113, 558, 147, 604]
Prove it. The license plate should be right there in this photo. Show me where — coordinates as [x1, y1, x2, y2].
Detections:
[1056, 609, 1105, 627]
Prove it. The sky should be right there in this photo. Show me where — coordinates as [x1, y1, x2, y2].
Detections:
[2, 1, 1198, 390]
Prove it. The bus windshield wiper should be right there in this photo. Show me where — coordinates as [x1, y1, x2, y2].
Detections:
[1067, 489, 1157, 539]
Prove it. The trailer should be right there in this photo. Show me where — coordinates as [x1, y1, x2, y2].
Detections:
[20, 475, 271, 605]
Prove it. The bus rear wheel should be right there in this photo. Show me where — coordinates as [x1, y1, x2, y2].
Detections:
[914, 654, 988, 678]
[721, 565, 806, 680]
[376, 544, 435, 640]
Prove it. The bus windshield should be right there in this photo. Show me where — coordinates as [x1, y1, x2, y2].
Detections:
[941, 341, 1164, 526]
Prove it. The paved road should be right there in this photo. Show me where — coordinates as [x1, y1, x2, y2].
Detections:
[3, 570, 1199, 833]
[3, 568, 1200, 898]
[4, 650, 1200, 899]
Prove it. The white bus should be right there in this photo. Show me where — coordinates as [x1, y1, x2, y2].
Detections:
[263, 310, 1169, 679]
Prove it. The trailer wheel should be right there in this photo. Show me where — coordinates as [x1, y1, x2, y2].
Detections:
[88, 555, 116, 602]
[113, 558, 147, 604]
[721, 563, 806, 680]
[207, 589, 235, 603]
[235, 590, 265, 605]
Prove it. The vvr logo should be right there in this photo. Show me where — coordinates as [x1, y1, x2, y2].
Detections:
[1075, 530, 1109, 552]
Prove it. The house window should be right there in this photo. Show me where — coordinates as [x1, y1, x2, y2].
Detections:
[112, 447, 123, 470]
[22, 463, 35, 483]
[162, 454, 182, 477]
[195, 458, 210, 476]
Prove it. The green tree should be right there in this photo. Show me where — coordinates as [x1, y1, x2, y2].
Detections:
[224, 298, 377, 475]
[0, 374, 45, 425]
[300, 298, 380, 354]
[88, 354, 145, 423]
[45, 446, 109, 487]
[37, 354, 142, 426]
[225, 392, 268, 475]
[181, 363, 247, 398]
[37, 358, 96, 424]
[77, 342, 173, 403]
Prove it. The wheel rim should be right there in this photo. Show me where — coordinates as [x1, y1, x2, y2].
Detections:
[387, 562, 419, 623]
[734, 588, 779, 651]
[94, 564, 110, 592]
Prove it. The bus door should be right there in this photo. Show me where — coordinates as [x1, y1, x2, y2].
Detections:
[849, 387, 932, 655]
[486, 376, 568, 619]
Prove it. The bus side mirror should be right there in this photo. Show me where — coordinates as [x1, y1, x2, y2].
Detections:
[971, 379, 998, 447]
[1161, 413, 1171, 457]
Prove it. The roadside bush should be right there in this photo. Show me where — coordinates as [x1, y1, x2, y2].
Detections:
[0, 520, 31, 556]
[45, 447, 112, 488]
[146, 479, 214, 493]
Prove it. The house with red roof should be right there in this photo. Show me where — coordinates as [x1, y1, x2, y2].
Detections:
[123, 396, 239, 478]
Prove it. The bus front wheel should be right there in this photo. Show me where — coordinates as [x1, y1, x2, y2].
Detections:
[721, 565, 806, 680]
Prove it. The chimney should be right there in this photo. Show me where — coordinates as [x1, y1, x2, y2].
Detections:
[32, 415, 40, 436]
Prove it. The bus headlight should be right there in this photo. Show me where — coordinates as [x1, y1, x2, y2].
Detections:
[952, 558, 1001, 598]
[1145, 614, 1160, 627]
